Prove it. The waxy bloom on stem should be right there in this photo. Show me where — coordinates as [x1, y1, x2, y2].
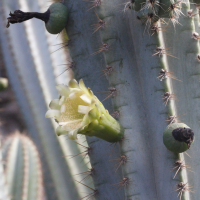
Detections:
[45, 79, 124, 142]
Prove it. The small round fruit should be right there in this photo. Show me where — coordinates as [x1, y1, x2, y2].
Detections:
[163, 123, 194, 153]
[0, 78, 8, 91]
[45, 3, 68, 34]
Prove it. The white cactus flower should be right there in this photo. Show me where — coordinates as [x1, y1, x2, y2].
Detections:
[45, 79, 124, 142]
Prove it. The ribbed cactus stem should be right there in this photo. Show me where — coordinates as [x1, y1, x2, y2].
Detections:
[18, 0, 58, 103]
[0, 139, 10, 200]
[93, 1, 182, 199]
[64, 0, 193, 199]
[64, 0, 125, 199]
[159, 29, 189, 200]
[23, 0, 95, 196]
[2, 0, 199, 199]
[62, 1, 186, 199]
[0, 1, 83, 199]
[3, 135, 45, 200]
[162, 2, 200, 199]
[6, 135, 24, 199]
[21, 136, 45, 200]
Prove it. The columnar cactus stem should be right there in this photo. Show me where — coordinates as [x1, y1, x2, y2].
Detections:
[95, 1, 180, 199]
[2, 0, 200, 199]
[162, 2, 200, 199]
[2, 135, 45, 200]
[0, 1, 81, 199]
[64, 0, 125, 199]
[0, 139, 10, 200]
[63, 0, 196, 199]
[27, 2, 92, 194]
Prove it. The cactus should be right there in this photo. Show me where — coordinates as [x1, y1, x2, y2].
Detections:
[0, 0, 92, 199]
[59, 0, 200, 199]
[2, 134, 45, 200]
[0, 138, 10, 200]
[1, 0, 200, 200]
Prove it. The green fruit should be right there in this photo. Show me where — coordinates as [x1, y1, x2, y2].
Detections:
[0, 78, 8, 91]
[163, 123, 194, 153]
[45, 3, 68, 34]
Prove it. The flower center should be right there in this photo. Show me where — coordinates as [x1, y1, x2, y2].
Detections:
[59, 93, 89, 130]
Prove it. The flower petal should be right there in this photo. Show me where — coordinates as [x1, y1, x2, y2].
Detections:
[56, 126, 69, 136]
[80, 94, 91, 104]
[59, 119, 82, 126]
[82, 114, 91, 126]
[68, 79, 79, 89]
[69, 92, 77, 99]
[88, 88, 94, 96]
[79, 79, 86, 89]
[68, 129, 78, 140]
[45, 110, 60, 118]
[59, 96, 65, 105]
[78, 105, 91, 114]
[79, 79, 90, 94]
[88, 107, 98, 119]
[56, 85, 70, 97]
[49, 99, 60, 110]
[79, 79, 94, 98]
[60, 104, 66, 113]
